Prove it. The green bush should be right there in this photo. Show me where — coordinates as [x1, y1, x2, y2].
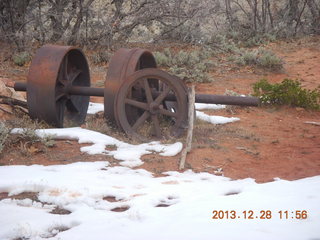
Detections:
[154, 48, 214, 83]
[253, 79, 320, 110]
[12, 51, 31, 66]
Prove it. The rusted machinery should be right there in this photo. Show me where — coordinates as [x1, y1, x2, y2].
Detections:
[8, 44, 259, 141]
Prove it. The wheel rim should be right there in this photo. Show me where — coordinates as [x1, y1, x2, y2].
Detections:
[27, 44, 90, 127]
[115, 69, 188, 141]
[104, 48, 157, 126]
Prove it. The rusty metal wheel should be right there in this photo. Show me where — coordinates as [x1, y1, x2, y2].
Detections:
[27, 44, 90, 127]
[104, 48, 157, 126]
[114, 68, 188, 141]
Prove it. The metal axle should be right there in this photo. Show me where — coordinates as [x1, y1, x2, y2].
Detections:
[14, 82, 104, 97]
[13, 81, 259, 107]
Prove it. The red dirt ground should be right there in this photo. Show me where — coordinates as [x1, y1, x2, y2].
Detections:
[0, 36, 319, 183]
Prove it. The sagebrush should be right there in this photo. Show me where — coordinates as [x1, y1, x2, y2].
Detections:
[234, 48, 283, 71]
[154, 48, 214, 83]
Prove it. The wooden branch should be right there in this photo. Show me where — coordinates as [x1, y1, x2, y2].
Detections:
[0, 105, 12, 114]
[294, 0, 308, 36]
[304, 121, 320, 126]
[0, 95, 28, 109]
[179, 85, 195, 170]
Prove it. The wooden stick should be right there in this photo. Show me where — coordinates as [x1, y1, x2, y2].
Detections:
[0, 105, 12, 114]
[179, 85, 195, 170]
[304, 121, 320, 126]
[0, 95, 28, 109]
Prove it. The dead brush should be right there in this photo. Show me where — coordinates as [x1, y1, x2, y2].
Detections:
[85, 114, 129, 142]
[2, 115, 56, 157]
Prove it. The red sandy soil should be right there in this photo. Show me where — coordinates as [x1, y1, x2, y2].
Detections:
[0, 36, 319, 183]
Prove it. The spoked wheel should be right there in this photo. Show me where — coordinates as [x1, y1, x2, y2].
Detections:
[104, 48, 157, 126]
[115, 69, 188, 141]
[27, 44, 90, 127]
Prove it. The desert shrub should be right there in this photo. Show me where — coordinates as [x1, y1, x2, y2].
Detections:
[154, 48, 215, 83]
[12, 52, 31, 66]
[235, 48, 283, 71]
[208, 34, 240, 54]
[257, 50, 283, 70]
[85, 114, 128, 142]
[0, 119, 55, 156]
[0, 122, 10, 154]
[253, 79, 320, 110]
[224, 89, 244, 96]
[235, 50, 258, 65]
[153, 48, 172, 67]
[13, 126, 55, 147]
[242, 33, 277, 48]
[7, 114, 50, 130]
[5, 115, 55, 150]
[90, 51, 111, 64]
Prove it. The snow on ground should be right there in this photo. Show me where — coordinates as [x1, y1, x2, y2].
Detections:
[87, 102, 104, 114]
[0, 162, 319, 240]
[11, 128, 182, 168]
[10, 102, 237, 167]
[196, 111, 240, 124]
[2, 103, 319, 239]
[195, 103, 226, 110]
[87, 102, 239, 125]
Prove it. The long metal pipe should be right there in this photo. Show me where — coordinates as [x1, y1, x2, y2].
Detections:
[14, 82, 105, 97]
[195, 93, 259, 106]
[12, 82, 260, 106]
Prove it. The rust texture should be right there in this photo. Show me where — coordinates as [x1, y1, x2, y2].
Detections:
[7, 44, 261, 140]
[104, 48, 157, 126]
[115, 68, 188, 141]
[27, 44, 90, 127]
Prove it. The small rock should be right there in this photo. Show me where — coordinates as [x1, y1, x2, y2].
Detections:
[0, 79, 27, 119]
[295, 107, 305, 112]
[0, 80, 12, 97]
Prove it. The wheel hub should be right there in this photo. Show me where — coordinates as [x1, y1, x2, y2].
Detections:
[149, 102, 161, 114]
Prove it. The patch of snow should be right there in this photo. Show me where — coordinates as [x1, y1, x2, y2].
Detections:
[87, 102, 238, 126]
[11, 128, 182, 168]
[0, 163, 319, 240]
[195, 103, 226, 110]
[196, 111, 240, 124]
[87, 102, 104, 114]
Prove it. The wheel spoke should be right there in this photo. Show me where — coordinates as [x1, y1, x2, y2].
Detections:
[132, 111, 150, 130]
[63, 54, 69, 80]
[125, 98, 148, 110]
[154, 86, 171, 105]
[55, 84, 66, 101]
[69, 69, 82, 84]
[66, 98, 80, 113]
[159, 108, 178, 118]
[56, 98, 66, 125]
[151, 115, 161, 138]
[55, 92, 66, 101]
[143, 78, 153, 103]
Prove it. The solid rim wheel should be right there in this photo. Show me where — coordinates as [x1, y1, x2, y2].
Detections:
[104, 48, 157, 126]
[27, 44, 90, 127]
[115, 69, 188, 141]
